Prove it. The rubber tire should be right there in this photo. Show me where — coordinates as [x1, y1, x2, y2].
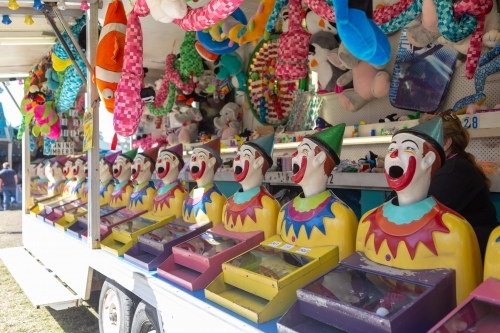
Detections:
[99, 278, 136, 333]
[131, 301, 160, 333]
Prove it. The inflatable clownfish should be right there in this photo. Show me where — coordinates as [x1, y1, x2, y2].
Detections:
[94, 0, 127, 113]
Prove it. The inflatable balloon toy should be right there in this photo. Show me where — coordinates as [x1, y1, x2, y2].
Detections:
[95, 0, 127, 114]
[197, 8, 247, 54]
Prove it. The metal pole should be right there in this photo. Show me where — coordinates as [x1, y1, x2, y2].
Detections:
[51, 6, 94, 73]
[86, 1, 100, 249]
[43, 9, 87, 87]
[1, 82, 20, 111]
[21, 114, 30, 214]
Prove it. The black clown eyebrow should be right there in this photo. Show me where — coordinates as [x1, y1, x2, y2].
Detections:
[301, 143, 312, 150]
[401, 139, 419, 148]
[197, 151, 208, 157]
[243, 149, 253, 154]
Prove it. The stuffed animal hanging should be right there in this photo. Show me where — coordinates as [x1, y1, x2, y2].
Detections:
[453, 42, 500, 112]
[113, 0, 149, 136]
[214, 52, 247, 94]
[167, 108, 203, 144]
[172, 0, 245, 30]
[52, 15, 87, 113]
[95, 0, 127, 114]
[145, 0, 187, 23]
[275, 0, 310, 80]
[213, 102, 242, 139]
[179, 32, 205, 80]
[25, 102, 61, 140]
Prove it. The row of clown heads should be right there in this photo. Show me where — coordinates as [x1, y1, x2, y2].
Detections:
[31, 118, 499, 310]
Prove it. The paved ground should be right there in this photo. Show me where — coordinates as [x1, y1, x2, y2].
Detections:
[0, 210, 100, 333]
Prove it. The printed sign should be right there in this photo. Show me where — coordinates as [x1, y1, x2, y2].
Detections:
[50, 142, 74, 155]
[83, 108, 93, 152]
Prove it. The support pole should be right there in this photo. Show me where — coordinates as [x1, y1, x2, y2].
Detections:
[21, 115, 30, 214]
[86, 2, 101, 249]
[43, 9, 87, 87]
[51, 6, 94, 73]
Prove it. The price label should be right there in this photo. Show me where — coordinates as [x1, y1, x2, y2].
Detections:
[296, 247, 311, 254]
[268, 241, 282, 247]
[83, 108, 93, 152]
[462, 115, 479, 129]
[281, 244, 294, 250]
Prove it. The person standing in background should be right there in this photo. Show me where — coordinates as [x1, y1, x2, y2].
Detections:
[0, 162, 18, 211]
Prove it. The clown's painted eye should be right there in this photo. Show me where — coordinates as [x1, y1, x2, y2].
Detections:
[405, 146, 416, 151]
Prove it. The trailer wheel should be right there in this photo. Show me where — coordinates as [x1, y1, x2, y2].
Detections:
[99, 279, 135, 333]
[131, 301, 160, 333]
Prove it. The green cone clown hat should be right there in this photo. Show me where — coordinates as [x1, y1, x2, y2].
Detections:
[139, 146, 160, 165]
[394, 117, 445, 165]
[197, 137, 222, 167]
[161, 143, 184, 168]
[305, 123, 346, 165]
[244, 133, 275, 167]
[120, 148, 138, 162]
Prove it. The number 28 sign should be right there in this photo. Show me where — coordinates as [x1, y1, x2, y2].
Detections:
[462, 115, 480, 129]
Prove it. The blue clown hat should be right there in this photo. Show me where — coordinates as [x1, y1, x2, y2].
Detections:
[243, 133, 275, 167]
[394, 117, 445, 165]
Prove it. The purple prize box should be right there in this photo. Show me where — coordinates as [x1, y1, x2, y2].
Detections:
[123, 218, 212, 271]
[278, 252, 456, 333]
[66, 205, 125, 241]
[156, 224, 264, 291]
[428, 278, 500, 333]
[34, 198, 78, 222]
[42, 199, 87, 226]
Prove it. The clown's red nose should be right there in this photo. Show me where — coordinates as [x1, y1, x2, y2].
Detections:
[390, 149, 398, 158]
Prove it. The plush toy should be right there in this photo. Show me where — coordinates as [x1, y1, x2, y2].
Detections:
[304, 9, 337, 35]
[145, 0, 186, 23]
[114, 0, 150, 136]
[222, 0, 277, 46]
[95, 0, 127, 114]
[172, 0, 245, 30]
[168, 108, 203, 144]
[453, 42, 500, 112]
[213, 102, 242, 139]
[194, 70, 218, 99]
[179, 32, 205, 81]
[25, 102, 61, 140]
[381, 0, 493, 79]
[214, 52, 247, 93]
[198, 8, 247, 54]
[52, 15, 87, 113]
[264, 0, 288, 37]
[309, 31, 349, 92]
[45, 66, 59, 92]
[330, 43, 390, 112]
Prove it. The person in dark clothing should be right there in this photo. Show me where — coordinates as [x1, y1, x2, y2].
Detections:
[423, 112, 498, 260]
[0, 162, 18, 210]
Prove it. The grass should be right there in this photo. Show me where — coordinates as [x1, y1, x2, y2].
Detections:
[0, 210, 100, 333]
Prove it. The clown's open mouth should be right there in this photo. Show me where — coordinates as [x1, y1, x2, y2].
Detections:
[157, 167, 165, 174]
[113, 168, 119, 174]
[292, 163, 300, 174]
[389, 165, 404, 178]
[191, 166, 199, 174]
[235, 166, 243, 175]
[132, 168, 137, 174]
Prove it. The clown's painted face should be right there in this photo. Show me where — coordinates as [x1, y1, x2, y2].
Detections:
[233, 144, 264, 189]
[63, 160, 74, 180]
[73, 158, 87, 182]
[84, 161, 88, 178]
[48, 162, 65, 182]
[35, 162, 46, 179]
[112, 156, 132, 183]
[385, 133, 436, 192]
[291, 138, 327, 185]
[190, 148, 216, 182]
[99, 159, 113, 181]
[131, 154, 153, 183]
[156, 150, 180, 182]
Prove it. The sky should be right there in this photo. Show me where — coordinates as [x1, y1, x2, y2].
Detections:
[0, 81, 24, 128]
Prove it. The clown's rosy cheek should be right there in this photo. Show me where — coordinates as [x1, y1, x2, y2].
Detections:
[235, 155, 240, 161]
[292, 151, 298, 158]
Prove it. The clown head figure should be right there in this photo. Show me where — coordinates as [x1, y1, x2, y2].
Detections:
[100, 151, 121, 185]
[63, 158, 75, 181]
[233, 134, 274, 191]
[131, 146, 160, 185]
[73, 156, 87, 183]
[385, 117, 445, 206]
[35, 160, 48, 180]
[46, 157, 67, 184]
[112, 149, 137, 184]
[189, 138, 222, 188]
[292, 123, 345, 197]
[156, 143, 184, 186]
